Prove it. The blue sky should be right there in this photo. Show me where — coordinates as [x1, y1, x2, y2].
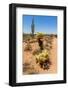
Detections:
[23, 15, 57, 34]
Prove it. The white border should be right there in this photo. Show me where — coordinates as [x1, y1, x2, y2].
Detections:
[16, 8, 64, 83]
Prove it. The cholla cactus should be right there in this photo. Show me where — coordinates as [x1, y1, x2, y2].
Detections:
[36, 32, 44, 38]
[35, 50, 49, 62]
[35, 50, 51, 70]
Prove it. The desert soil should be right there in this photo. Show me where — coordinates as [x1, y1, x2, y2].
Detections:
[23, 37, 57, 75]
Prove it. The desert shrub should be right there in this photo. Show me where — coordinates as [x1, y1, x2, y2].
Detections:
[27, 65, 39, 74]
[24, 44, 32, 51]
[23, 34, 32, 40]
[29, 39, 37, 43]
[23, 63, 31, 72]
[23, 63, 39, 74]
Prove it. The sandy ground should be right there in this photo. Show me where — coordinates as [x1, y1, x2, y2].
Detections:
[23, 37, 57, 75]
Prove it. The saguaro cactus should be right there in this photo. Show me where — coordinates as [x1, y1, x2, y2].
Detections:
[31, 17, 35, 37]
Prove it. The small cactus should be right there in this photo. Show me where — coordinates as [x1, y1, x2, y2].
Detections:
[35, 50, 51, 70]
